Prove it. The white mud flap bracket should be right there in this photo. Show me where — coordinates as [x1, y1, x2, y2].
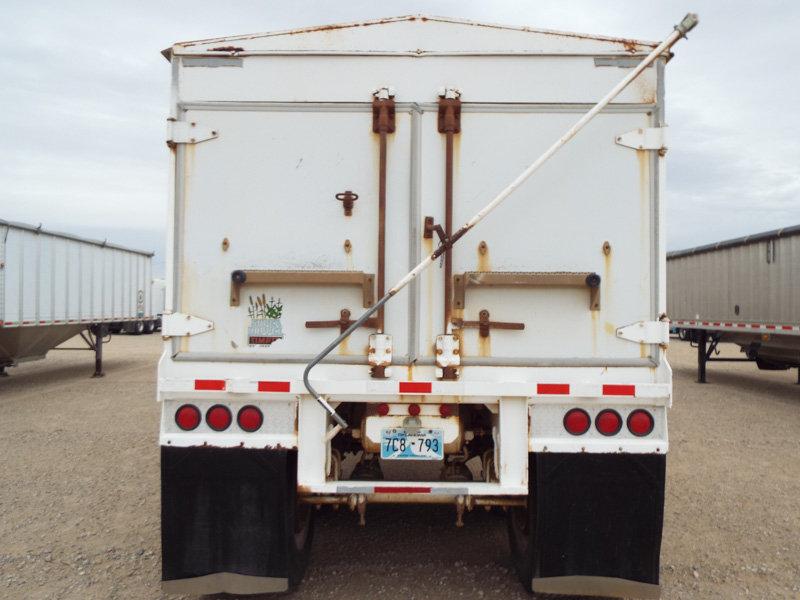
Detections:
[162, 312, 214, 338]
[166, 118, 219, 146]
[616, 320, 669, 346]
[615, 127, 668, 155]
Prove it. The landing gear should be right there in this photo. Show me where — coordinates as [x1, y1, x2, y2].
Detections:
[89, 324, 106, 378]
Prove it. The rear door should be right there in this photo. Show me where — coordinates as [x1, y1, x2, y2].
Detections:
[177, 107, 412, 359]
[416, 106, 656, 364]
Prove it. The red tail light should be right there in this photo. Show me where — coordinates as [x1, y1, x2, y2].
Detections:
[408, 403, 421, 417]
[377, 403, 390, 416]
[237, 406, 263, 432]
[627, 409, 655, 436]
[563, 408, 590, 435]
[439, 404, 453, 418]
[175, 404, 201, 431]
[206, 405, 232, 431]
[595, 409, 622, 436]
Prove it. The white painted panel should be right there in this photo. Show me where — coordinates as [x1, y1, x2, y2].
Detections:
[179, 108, 412, 357]
[418, 109, 654, 361]
[178, 55, 657, 104]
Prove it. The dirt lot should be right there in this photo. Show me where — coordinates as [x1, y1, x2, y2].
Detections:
[1, 334, 798, 599]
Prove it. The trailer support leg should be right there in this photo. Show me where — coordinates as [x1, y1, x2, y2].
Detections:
[697, 329, 707, 383]
[90, 325, 104, 378]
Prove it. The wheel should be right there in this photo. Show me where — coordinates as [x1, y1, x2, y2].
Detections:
[678, 328, 688, 341]
[508, 494, 536, 591]
[285, 451, 314, 588]
[131, 320, 145, 335]
[143, 320, 155, 334]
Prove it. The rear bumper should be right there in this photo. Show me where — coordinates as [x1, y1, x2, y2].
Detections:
[530, 453, 666, 596]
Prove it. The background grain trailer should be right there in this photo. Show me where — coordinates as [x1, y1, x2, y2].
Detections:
[0, 219, 157, 376]
[668, 224, 800, 383]
[158, 14, 697, 598]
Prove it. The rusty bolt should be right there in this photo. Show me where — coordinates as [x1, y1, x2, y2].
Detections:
[336, 190, 358, 216]
[344, 239, 352, 253]
[385, 348, 391, 354]
[602, 241, 611, 255]
[478, 241, 488, 255]
[222, 237, 229, 251]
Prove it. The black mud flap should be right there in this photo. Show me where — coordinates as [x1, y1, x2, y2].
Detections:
[161, 446, 311, 595]
[512, 453, 665, 599]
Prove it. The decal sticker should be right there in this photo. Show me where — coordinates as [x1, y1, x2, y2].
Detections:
[136, 289, 145, 317]
[248, 294, 284, 346]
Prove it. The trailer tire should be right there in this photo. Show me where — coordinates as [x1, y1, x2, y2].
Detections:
[143, 320, 155, 334]
[131, 320, 145, 335]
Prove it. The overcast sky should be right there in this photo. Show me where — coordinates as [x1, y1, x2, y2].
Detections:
[1, 1, 798, 276]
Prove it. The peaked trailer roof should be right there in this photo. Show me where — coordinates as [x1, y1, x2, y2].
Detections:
[668, 224, 800, 260]
[0, 219, 154, 257]
[163, 15, 659, 60]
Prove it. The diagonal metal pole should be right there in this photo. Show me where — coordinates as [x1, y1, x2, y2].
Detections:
[305, 13, 699, 434]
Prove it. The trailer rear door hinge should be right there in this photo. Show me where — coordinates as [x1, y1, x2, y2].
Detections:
[162, 312, 214, 338]
[616, 320, 669, 345]
[615, 127, 668, 153]
[166, 119, 219, 147]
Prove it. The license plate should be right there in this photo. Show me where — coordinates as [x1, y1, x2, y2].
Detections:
[380, 428, 444, 460]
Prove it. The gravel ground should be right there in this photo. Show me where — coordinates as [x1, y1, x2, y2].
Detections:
[0, 334, 798, 599]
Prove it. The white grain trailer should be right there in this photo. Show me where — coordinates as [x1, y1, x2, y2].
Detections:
[158, 14, 697, 598]
[0, 219, 157, 376]
[668, 225, 800, 383]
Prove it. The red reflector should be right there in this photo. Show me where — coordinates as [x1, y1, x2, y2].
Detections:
[399, 381, 432, 394]
[595, 409, 622, 436]
[602, 384, 635, 397]
[175, 404, 201, 431]
[377, 403, 390, 416]
[195, 379, 225, 391]
[408, 403, 421, 416]
[538, 383, 570, 395]
[439, 404, 452, 417]
[206, 405, 232, 431]
[258, 381, 290, 392]
[563, 408, 590, 435]
[374, 486, 431, 494]
[627, 409, 655, 437]
[237, 406, 263, 432]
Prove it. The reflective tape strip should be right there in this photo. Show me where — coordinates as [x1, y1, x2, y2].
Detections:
[537, 383, 570, 395]
[258, 381, 290, 393]
[194, 379, 226, 391]
[399, 382, 432, 394]
[374, 486, 432, 494]
[602, 384, 636, 396]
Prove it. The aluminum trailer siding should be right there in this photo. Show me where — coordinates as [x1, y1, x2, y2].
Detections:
[0, 219, 157, 375]
[667, 224, 800, 382]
